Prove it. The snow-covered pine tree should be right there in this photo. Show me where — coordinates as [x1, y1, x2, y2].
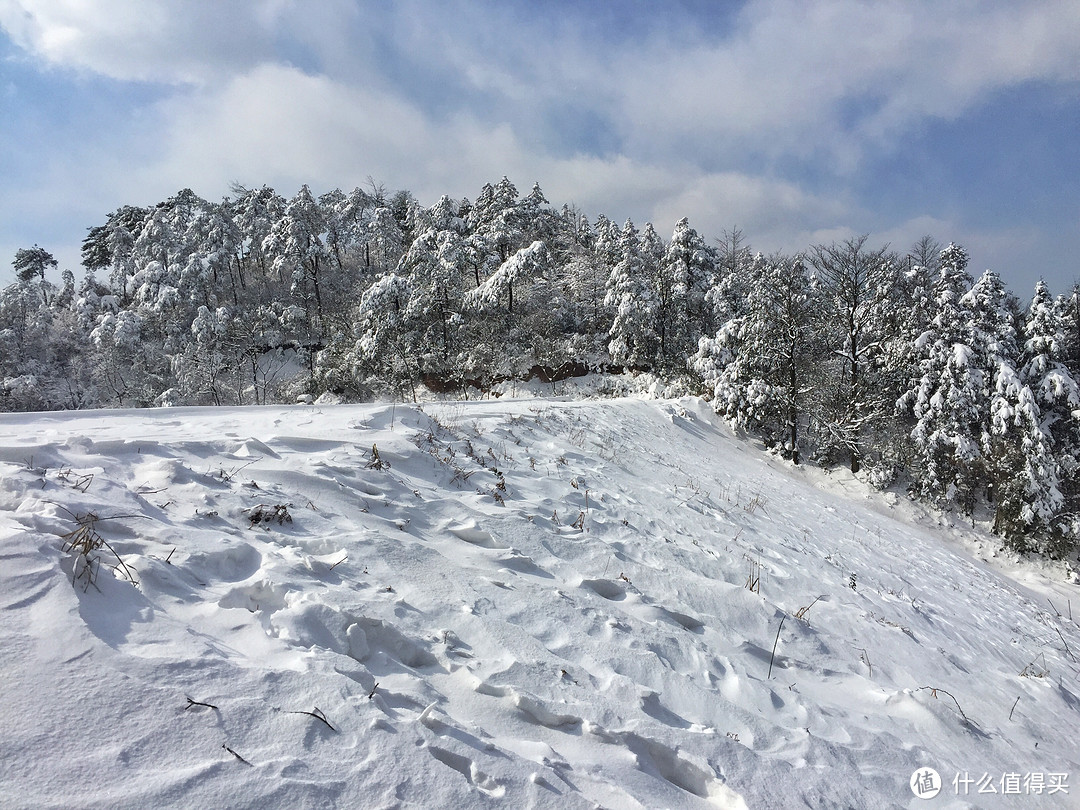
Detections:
[900, 243, 985, 513]
[12, 245, 57, 293]
[1061, 285, 1080, 379]
[175, 305, 231, 405]
[871, 244, 940, 485]
[990, 281, 1080, 556]
[366, 206, 405, 275]
[636, 222, 670, 366]
[229, 185, 286, 293]
[694, 254, 815, 461]
[462, 238, 555, 378]
[352, 272, 417, 400]
[399, 227, 468, 379]
[605, 220, 659, 370]
[263, 185, 330, 319]
[661, 217, 717, 365]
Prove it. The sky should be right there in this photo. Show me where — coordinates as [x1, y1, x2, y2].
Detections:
[1, 0, 1079, 298]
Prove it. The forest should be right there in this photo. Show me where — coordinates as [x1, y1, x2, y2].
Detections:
[2, 177, 1079, 558]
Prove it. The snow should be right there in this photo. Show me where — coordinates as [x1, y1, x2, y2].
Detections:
[1, 397, 1077, 809]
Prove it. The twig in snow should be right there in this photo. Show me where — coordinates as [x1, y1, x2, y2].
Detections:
[222, 744, 252, 766]
[328, 555, 348, 571]
[215, 458, 259, 483]
[794, 596, 822, 620]
[58, 510, 140, 589]
[185, 696, 218, 711]
[1009, 696, 1021, 721]
[768, 615, 787, 679]
[286, 706, 336, 731]
[1052, 626, 1075, 661]
[916, 686, 970, 725]
[368, 682, 379, 700]
[366, 443, 388, 470]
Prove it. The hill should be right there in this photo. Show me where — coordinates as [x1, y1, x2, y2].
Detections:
[1, 397, 1077, 808]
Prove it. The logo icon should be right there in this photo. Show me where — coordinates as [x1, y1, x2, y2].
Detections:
[910, 767, 942, 799]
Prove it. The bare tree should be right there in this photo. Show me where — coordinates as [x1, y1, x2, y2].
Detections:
[810, 235, 898, 472]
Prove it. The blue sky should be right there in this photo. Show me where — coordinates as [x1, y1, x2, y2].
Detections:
[1, 0, 1078, 298]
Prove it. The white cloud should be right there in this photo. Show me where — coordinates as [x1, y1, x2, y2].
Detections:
[607, 0, 1080, 166]
[5, 0, 1079, 164]
[0, 0, 275, 82]
[131, 64, 849, 243]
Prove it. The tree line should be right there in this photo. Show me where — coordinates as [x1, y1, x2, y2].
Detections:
[2, 178, 1079, 557]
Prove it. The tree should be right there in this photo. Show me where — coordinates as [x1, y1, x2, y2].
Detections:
[464, 239, 554, 378]
[1061, 285, 1080, 379]
[399, 227, 468, 375]
[660, 218, 716, 366]
[13, 245, 57, 285]
[352, 272, 418, 400]
[809, 236, 898, 472]
[705, 227, 754, 338]
[366, 206, 405, 275]
[989, 280, 1080, 556]
[263, 185, 329, 318]
[605, 220, 658, 370]
[900, 244, 987, 512]
[872, 241, 940, 483]
[694, 254, 816, 462]
[230, 185, 286, 294]
[907, 235, 942, 274]
[81, 205, 148, 302]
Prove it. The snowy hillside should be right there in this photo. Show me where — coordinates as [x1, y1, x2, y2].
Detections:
[1, 397, 1077, 809]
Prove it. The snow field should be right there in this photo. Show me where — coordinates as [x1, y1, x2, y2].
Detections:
[0, 397, 1077, 809]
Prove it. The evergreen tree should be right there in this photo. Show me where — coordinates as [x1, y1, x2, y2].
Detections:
[605, 220, 659, 370]
[874, 244, 939, 482]
[1061, 285, 1080, 379]
[400, 227, 468, 376]
[663, 217, 717, 358]
[901, 244, 986, 512]
[230, 185, 286, 294]
[991, 281, 1080, 556]
[13, 245, 57, 288]
[352, 272, 417, 400]
[694, 254, 815, 461]
[263, 185, 329, 318]
[366, 206, 405, 275]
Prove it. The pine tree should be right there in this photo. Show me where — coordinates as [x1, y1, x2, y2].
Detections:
[13, 245, 57, 288]
[230, 185, 286, 293]
[1061, 285, 1080, 379]
[991, 281, 1080, 556]
[263, 185, 330, 318]
[353, 272, 417, 400]
[694, 254, 815, 461]
[399, 227, 468, 376]
[657, 218, 716, 366]
[464, 239, 553, 377]
[901, 243, 985, 512]
[604, 220, 659, 370]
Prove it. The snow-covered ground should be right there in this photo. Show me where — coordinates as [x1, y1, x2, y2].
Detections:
[1, 397, 1077, 809]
